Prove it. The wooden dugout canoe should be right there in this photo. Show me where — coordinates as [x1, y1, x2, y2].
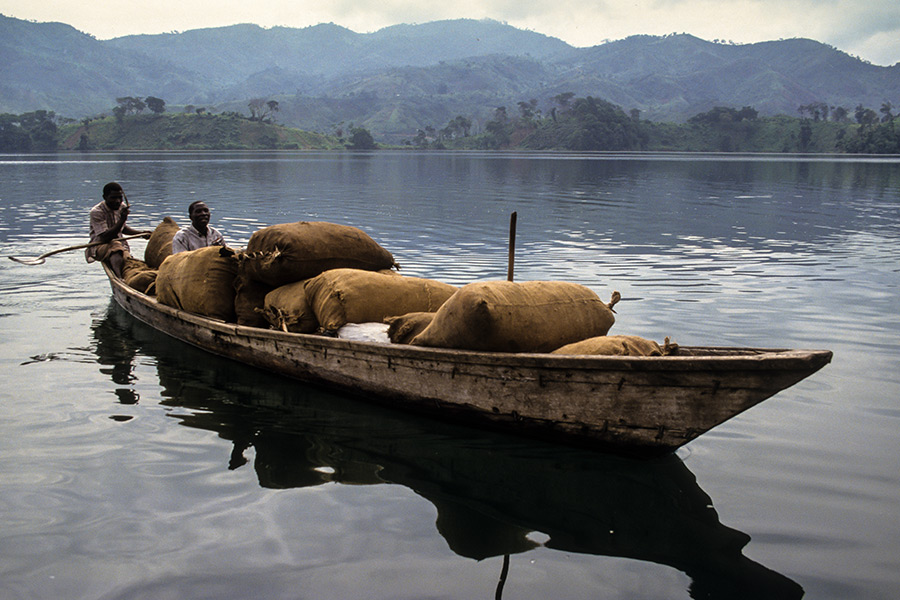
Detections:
[104, 265, 832, 456]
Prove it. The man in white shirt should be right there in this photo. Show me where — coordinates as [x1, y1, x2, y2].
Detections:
[171, 201, 225, 253]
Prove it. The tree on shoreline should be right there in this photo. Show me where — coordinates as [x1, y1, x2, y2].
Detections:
[0, 110, 58, 152]
[346, 127, 377, 150]
[145, 97, 166, 114]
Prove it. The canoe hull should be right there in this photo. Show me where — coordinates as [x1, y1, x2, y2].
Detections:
[107, 266, 832, 455]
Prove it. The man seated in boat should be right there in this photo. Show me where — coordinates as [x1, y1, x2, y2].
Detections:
[171, 201, 225, 254]
[85, 182, 152, 278]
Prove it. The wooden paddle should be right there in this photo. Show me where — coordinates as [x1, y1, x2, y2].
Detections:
[8, 233, 148, 265]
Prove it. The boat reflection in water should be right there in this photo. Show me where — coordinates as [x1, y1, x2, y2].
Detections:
[92, 302, 804, 600]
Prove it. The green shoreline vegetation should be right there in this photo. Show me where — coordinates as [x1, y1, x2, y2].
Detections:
[2, 95, 899, 154]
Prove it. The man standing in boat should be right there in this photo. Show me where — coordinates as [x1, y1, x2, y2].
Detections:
[171, 200, 225, 254]
[86, 182, 151, 278]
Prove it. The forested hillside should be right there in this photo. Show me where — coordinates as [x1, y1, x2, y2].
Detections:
[4, 94, 897, 154]
[421, 98, 898, 154]
[3, 14, 899, 147]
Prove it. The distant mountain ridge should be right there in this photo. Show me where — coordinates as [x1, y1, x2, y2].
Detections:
[103, 20, 571, 93]
[551, 34, 900, 120]
[2, 14, 899, 140]
[0, 16, 206, 117]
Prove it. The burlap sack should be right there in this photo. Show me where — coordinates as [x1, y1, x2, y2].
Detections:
[127, 270, 158, 295]
[144, 216, 180, 268]
[304, 268, 457, 332]
[241, 221, 398, 286]
[262, 280, 318, 333]
[156, 246, 238, 321]
[384, 312, 436, 344]
[122, 256, 149, 279]
[410, 281, 618, 353]
[122, 257, 157, 294]
[234, 273, 273, 328]
[552, 335, 677, 356]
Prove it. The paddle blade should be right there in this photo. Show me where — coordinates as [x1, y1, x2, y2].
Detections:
[8, 256, 46, 265]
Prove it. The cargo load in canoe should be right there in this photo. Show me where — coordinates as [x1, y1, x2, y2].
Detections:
[144, 216, 180, 269]
[261, 279, 318, 333]
[411, 281, 620, 353]
[234, 273, 274, 328]
[552, 335, 679, 356]
[385, 312, 436, 344]
[121, 257, 158, 294]
[156, 246, 238, 322]
[304, 268, 457, 332]
[240, 221, 398, 287]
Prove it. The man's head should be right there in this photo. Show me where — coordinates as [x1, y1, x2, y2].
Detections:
[188, 201, 211, 232]
[102, 182, 125, 210]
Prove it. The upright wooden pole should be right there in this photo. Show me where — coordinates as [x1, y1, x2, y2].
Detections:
[507, 211, 517, 282]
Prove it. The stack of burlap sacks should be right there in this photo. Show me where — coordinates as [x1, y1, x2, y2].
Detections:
[123, 218, 676, 357]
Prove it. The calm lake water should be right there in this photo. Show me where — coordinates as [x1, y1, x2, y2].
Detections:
[1, 150, 898, 599]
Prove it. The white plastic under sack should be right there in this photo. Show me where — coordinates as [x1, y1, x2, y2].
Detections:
[336, 322, 391, 344]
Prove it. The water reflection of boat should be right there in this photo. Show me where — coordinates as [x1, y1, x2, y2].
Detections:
[102, 265, 832, 456]
[92, 302, 804, 600]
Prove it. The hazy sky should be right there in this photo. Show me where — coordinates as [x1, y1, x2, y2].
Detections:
[6, 0, 900, 66]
